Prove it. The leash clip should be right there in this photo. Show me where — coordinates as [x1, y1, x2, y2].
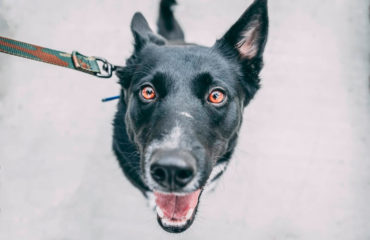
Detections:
[94, 56, 117, 79]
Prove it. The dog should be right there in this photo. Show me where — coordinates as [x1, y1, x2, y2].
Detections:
[113, 0, 268, 233]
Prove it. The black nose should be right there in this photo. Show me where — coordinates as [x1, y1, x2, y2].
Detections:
[150, 150, 196, 191]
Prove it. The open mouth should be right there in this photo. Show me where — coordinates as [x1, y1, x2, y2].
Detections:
[154, 189, 201, 233]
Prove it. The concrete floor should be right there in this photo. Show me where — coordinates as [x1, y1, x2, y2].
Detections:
[0, 0, 369, 239]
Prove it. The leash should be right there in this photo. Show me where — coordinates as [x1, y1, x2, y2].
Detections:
[0, 36, 121, 101]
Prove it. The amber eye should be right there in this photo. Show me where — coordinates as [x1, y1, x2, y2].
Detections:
[141, 86, 156, 101]
[208, 89, 226, 104]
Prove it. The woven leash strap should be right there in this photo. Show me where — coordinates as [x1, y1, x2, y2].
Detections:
[0, 36, 115, 78]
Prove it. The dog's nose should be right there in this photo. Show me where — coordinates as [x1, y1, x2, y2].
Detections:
[150, 150, 196, 191]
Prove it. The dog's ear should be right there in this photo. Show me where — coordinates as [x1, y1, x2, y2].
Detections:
[131, 12, 166, 51]
[214, 0, 268, 105]
[215, 0, 268, 61]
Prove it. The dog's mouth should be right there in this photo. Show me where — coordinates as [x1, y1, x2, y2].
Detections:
[154, 189, 201, 233]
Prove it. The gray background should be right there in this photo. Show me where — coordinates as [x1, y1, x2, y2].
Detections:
[0, 0, 369, 239]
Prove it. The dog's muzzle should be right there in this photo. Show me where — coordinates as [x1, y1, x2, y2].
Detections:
[143, 125, 209, 232]
[145, 147, 204, 233]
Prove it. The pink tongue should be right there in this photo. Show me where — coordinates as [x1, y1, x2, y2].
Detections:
[154, 190, 201, 220]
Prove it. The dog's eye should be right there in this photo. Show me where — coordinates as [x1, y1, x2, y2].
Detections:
[141, 86, 156, 101]
[208, 89, 226, 105]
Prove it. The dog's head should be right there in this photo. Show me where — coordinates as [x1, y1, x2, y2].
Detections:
[113, 0, 268, 233]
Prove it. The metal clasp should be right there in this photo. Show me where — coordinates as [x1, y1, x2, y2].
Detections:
[94, 56, 117, 79]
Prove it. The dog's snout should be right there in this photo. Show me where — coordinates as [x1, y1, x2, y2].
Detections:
[150, 150, 196, 191]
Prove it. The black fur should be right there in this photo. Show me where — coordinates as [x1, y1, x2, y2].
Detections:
[157, 0, 185, 42]
[113, 0, 268, 232]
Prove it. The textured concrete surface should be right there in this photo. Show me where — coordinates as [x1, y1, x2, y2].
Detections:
[0, 0, 369, 239]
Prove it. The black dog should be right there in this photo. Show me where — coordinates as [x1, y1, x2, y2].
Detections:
[113, 0, 268, 233]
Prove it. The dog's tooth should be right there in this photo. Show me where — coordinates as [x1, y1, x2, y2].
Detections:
[156, 206, 164, 218]
[161, 217, 187, 227]
[161, 218, 168, 226]
[186, 208, 194, 220]
[162, 218, 172, 226]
